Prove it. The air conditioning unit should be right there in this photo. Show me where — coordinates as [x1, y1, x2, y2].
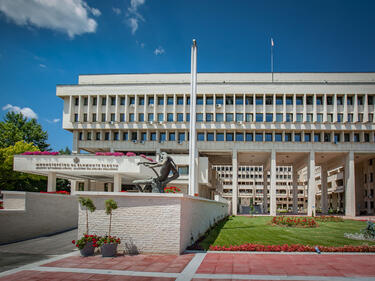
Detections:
[132, 140, 137, 143]
[216, 104, 222, 108]
[149, 121, 154, 125]
[130, 104, 135, 108]
[109, 121, 114, 125]
[140, 140, 145, 144]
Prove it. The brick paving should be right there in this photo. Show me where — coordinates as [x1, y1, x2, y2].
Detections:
[1, 251, 375, 280]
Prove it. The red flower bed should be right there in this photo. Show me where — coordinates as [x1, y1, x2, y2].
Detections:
[40, 191, 70, 195]
[209, 244, 375, 252]
[0, 201, 3, 209]
[164, 186, 181, 193]
[272, 216, 317, 227]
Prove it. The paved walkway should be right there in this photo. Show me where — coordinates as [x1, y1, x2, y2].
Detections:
[1, 251, 375, 281]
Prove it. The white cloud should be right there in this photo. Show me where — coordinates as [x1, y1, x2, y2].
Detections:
[126, 0, 145, 34]
[46, 118, 60, 124]
[154, 46, 165, 56]
[112, 7, 121, 15]
[0, 0, 101, 38]
[39, 63, 46, 68]
[2, 104, 38, 119]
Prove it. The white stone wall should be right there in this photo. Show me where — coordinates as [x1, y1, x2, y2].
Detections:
[76, 192, 228, 254]
[0, 192, 78, 244]
[3, 191, 26, 210]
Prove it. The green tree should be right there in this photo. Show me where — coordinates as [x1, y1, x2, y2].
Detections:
[0, 112, 49, 150]
[0, 141, 47, 191]
[105, 199, 118, 237]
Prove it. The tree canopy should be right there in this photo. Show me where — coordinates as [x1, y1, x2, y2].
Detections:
[0, 112, 49, 150]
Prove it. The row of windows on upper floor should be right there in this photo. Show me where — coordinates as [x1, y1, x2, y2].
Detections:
[215, 166, 292, 172]
[74, 112, 373, 123]
[78, 131, 373, 143]
[73, 94, 375, 107]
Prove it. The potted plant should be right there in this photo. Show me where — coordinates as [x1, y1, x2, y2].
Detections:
[98, 199, 121, 257]
[73, 197, 97, 256]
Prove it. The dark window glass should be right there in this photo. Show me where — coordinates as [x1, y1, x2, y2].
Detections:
[314, 133, 321, 142]
[344, 133, 350, 142]
[138, 113, 144, 122]
[296, 97, 303, 105]
[139, 97, 145, 105]
[93, 97, 97, 106]
[101, 113, 106, 122]
[216, 97, 223, 105]
[197, 97, 203, 105]
[197, 133, 204, 141]
[266, 113, 273, 122]
[265, 96, 273, 105]
[226, 96, 234, 105]
[158, 97, 164, 105]
[316, 96, 323, 105]
[327, 96, 333, 105]
[157, 113, 163, 122]
[246, 133, 253, 141]
[120, 97, 125, 105]
[186, 113, 190, 122]
[178, 132, 185, 142]
[131, 132, 137, 141]
[196, 113, 203, 122]
[304, 133, 311, 142]
[169, 132, 175, 141]
[226, 113, 234, 122]
[177, 97, 183, 105]
[275, 133, 282, 142]
[159, 132, 166, 141]
[216, 133, 224, 141]
[306, 96, 313, 105]
[354, 133, 360, 142]
[207, 133, 214, 141]
[206, 113, 213, 122]
[255, 133, 263, 142]
[256, 96, 263, 105]
[114, 132, 119, 141]
[256, 113, 263, 122]
[236, 96, 244, 105]
[324, 133, 331, 142]
[285, 133, 292, 142]
[129, 113, 134, 122]
[236, 133, 244, 141]
[206, 97, 213, 105]
[276, 96, 283, 105]
[148, 113, 154, 122]
[111, 97, 116, 105]
[167, 113, 173, 122]
[96, 132, 101, 140]
[123, 132, 128, 140]
[265, 133, 272, 142]
[150, 132, 156, 141]
[148, 97, 154, 105]
[245, 96, 253, 105]
[177, 113, 183, 122]
[226, 133, 234, 141]
[334, 134, 340, 143]
[294, 133, 301, 142]
[105, 132, 110, 140]
[102, 97, 106, 105]
[337, 96, 343, 105]
[286, 97, 293, 105]
[129, 97, 135, 105]
[167, 97, 173, 105]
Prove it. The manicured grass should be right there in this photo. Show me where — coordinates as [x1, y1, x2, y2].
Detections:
[199, 216, 375, 250]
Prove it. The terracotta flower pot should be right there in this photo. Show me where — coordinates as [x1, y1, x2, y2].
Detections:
[80, 241, 95, 257]
[101, 243, 118, 257]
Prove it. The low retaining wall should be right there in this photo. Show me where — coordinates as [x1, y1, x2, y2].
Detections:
[0, 191, 78, 244]
[75, 192, 228, 254]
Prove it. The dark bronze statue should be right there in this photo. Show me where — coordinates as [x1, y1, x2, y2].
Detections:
[133, 152, 179, 193]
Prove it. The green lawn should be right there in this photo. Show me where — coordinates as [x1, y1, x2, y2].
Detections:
[199, 216, 375, 250]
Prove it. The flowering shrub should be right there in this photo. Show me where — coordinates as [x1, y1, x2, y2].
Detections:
[140, 154, 156, 162]
[40, 191, 70, 195]
[0, 201, 3, 209]
[72, 234, 100, 250]
[95, 152, 125, 156]
[126, 152, 136, 156]
[21, 151, 59, 155]
[315, 216, 344, 222]
[209, 243, 375, 252]
[96, 235, 121, 247]
[164, 186, 182, 193]
[272, 216, 317, 227]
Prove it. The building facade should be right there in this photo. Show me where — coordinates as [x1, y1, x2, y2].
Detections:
[53, 72, 375, 216]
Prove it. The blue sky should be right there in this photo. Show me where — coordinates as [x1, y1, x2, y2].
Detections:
[0, 0, 375, 151]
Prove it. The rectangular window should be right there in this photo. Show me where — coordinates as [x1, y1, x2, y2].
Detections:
[265, 133, 272, 142]
[196, 97, 203, 105]
[344, 133, 350, 142]
[79, 132, 82, 140]
[101, 113, 106, 122]
[114, 132, 119, 141]
[187, 97, 190, 105]
[207, 133, 214, 141]
[102, 97, 107, 106]
[365, 133, 370, 142]
[294, 133, 301, 142]
[327, 114, 333, 122]
[148, 113, 154, 122]
[139, 97, 145, 105]
[216, 133, 224, 141]
[84, 97, 88, 106]
[317, 113, 323, 122]
[256, 96, 263, 105]
[148, 97, 154, 105]
[169, 132, 175, 141]
[285, 133, 292, 142]
[306, 96, 313, 105]
[178, 132, 185, 142]
[334, 133, 340, 143]
[265, 113, 273, 122]
[337, 113, 343, 123]
[236, 113, 243, 122]
[246, 133, 253, 141]
[369, 114, 373, 122]
[275, 133, 282, 142]
[138, 113, 144, 122]
[324, 133, 331, 142]
[120, 97, 125, 105]
[158, 97, 164, 105]
[286, 113, 293, 122]
[245, 96, 253, 105]
[120, 113, 125, 122]
[167, 97, 173, 105]
[306, 113, 312, 122]
[148, 132, 155, 141]
[186, 113, 190, 122]
[347, 96, 353, 105]
[354, 133, 360, 142]
[265, 96, 273, 105]
[296, 96, 303, 105]
[110, 113, 115, 122]
[157, 113, 164, 122]
[177, 97, 183, 105]
[226, 113, 234, 122]
[358, 113, 363, 122]
[196, 113, 203, 122]
[96, 132, 101, 140]
[206, 113, 213, 122]
[178, 166, 189, 175]
[276, 113, 283, 122]
[357, 96, 363, 105]
[368, 95, 374, 105]
[167, 113, 174, 122]
[304, 133, 311, 142]
[131, 132, 137, 141]
[92, 113, 97, 122]
[337, 96, 343, 105]
[216, 97, 223, 105]
[226, 133, 234, 141]
[255, 133, 263, 142]
[256, 113, 263, 122]
[74, 114, 79, 122]
[128, 97, 134, 105]
[177, 113, 183, 122]
[296, 113, 303, 122]
[226, 96, 233, 105]
[286, 96, 293, 105]
[123, 132, 128, 141]
[159, 132, 166, 142]
[105, 132, 110, 140]
[111, 97, 116, 106]
[276, 96, 283, 105]
[348, 113, 353, 122]
[93, 97, 97, 106]
[129, 113, 134, 122]
[236, 133, 244, 141]
[246, 113, 253, 122]
[83, 113, 88, 122]
[75, 97, 79, 106]
[327, 96, 333, 105]
[206, 97, 213, 105]
[316, 96, 323, 105]
[235, 96, 243, 105]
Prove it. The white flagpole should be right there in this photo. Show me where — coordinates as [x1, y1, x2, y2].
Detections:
[271, 38, 274, 83]
[188, 39, 198, 196]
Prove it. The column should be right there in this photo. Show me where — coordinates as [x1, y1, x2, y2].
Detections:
[70, 180, 77, 195]
[72, 131, 78, 154]
[321, 165, 328, 214]
[292, 166, 298, 214]
[114, 174, 122, 192]
[262, 168, 268, 214]
[270, 149, 277, 216]
[345, 151, 356, 217]
[307, 151, 316, 216]
[69, 96, 74, 122]
[232, 150, 238, 215]
[47, 172, 56, 192]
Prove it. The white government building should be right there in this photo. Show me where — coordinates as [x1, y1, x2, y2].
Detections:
[14, 72, 375, 217]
